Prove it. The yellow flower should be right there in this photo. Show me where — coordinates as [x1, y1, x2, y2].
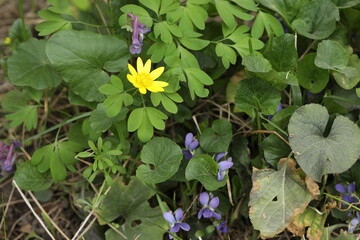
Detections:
[3, 37, 11, 45]
[127, 57, 168, 94]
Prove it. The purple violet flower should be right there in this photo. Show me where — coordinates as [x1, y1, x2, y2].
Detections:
[335, 182, 357, 205]
[182, 132, 199, 160]
[128, 14, 151, 54]
[163, 208, 190, 239]
[1, 141, 21, 173]
[215, 153, 233, 181]
[349, 212, 360, 233]
[198, 192, 221, 220]
[216, 220, 229, 233]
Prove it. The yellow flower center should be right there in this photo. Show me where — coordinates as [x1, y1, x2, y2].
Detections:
[136, 73, 153, 87]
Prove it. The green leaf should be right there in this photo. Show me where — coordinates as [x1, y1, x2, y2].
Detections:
[264, 34, 297, 72]
[235, 78, 281, 118]
[297, 53, 329, 93]
[215, 0, 253, 29]
[288, 104, 360, 182]
[199, 119, 233, 153]
[332, 54, 360, 90]
[231, 0, 257, 11]
[251, 11, 284, 38]
[186, 3, 208, 30]
[259, 0, 309, 23]
[46, 30, 129, 102]
[14, 161, 53, 191]
[128, 108, 144, 132]
[184, 68, 213, 99]
[8, 38, 62, 89]
[136, 137, 183, 184]
[150, 92, 182, 114]
[139, 0, 160, 14]
[147, 41, 176, 63]
[146, 107, 167, 130]
[35, 10, 72, 36]
[314, 40, 349, 71]
[98, 177, 167, 240]
[179, 37, 210, 50]
[288, 207, 326, 239]
[261, 134, 291, 168]
[119, 4, 153, 27]
[89, 104, 128, 133]
[249, 158, 313, 238]
[6, 105, 38, 131]
[291, 0, 339, 40]
[185, 154, 227, 191]
[331, 0, 360, 8]
[9, 19, 32, 47]
[231, 37, 265, 57]
[215, 42, 237, 68]
[242, 54, 272, 73]
[1, 90, 31, 112]
[154, 21, 178, 43]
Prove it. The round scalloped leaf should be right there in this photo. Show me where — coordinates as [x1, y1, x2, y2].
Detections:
[46, 30, 129, 102]
[136, 137, 183, 184]
[288, 104, 360, 182]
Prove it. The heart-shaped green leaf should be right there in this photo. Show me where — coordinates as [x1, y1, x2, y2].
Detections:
[136, 137, 183, 184]
[199, 119, 233, 153]
[46, 30, 129, 102]
[185, 154, 226, 191]
[288, 104, 360, 182]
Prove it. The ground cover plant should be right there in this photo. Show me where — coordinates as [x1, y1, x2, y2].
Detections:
[1, 0, 360, 239]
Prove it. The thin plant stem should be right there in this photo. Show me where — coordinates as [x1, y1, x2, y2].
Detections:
[13, 180, 56, 240]
[0, 185, 14, 236]
[27, 191, 71, 240]
[95, 2, 111, 35]
[324, 192, 360, 212]
[18, 0, 27, 41]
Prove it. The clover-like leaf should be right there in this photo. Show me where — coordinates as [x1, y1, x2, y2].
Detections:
[14, 161, 53, 191]
[288, 104, 360, 182]
[249, 158, 313, 238]
[136, 137, 183, 184]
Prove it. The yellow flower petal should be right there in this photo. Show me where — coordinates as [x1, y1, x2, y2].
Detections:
[147, 81, 169, 92]
[127, 74, 135, 83]
[139, 87, 147, 94]
[137, 57, 144, 73]
[143, 59, 151, 74]
[128, 64, 137, 77]
[149, 67, 165, 80]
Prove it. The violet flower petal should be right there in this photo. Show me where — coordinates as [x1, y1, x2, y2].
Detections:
[188, 139, 199, 150]
[202, 208, 213, 218]
[217, 171, 225, 181]
[209, 196, 219, 209]
[163, 212, 175, 225]
[174, 208, 183, 222]
[197, 208, 205, 219]
[218, 161, 233, 172]
[213, 211, 221, 219]
[348, 182, 356, 193]
[182, 150, 193, 160]
[335, 183, 347, 193]
[199, 192, 209, 206]
[216, 152, 226, 161]
[178, 222, 190, 231]
[185, 133, 194, 148]
[170, 223, 180, 233]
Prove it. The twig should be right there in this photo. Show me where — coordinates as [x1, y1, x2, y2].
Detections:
[12, 180, 56, 240]
[0, 185, 14, 233]
[27, 190, 71, 240]
[71, 210, 94, 240]
[75, 216, 97, 240]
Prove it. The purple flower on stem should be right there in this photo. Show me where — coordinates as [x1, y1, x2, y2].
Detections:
[128, 14, 151, 54]
[335, 182, 357, 205]
[216, 220, 229, 233]
[349, 212, 360, 233]
[163, 208, 190, 239]
[215, 153, 233, 181]
[198, 192, 221, 220]
[0, 141, 21, 173]
[182, 132, 199, 160]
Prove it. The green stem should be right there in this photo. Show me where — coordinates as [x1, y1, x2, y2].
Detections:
[291, 84, 302, 106]
[25, 112, 91, 142]
[324, 95, 360, 105]
[95, 2, 111, 35]
[71, 21, 113, 28]
[18, 0, 27, 41]
[324, 192, 360, 211]
[259, 114, 288, 136]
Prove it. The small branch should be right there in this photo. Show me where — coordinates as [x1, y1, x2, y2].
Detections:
[71, 210, 94, 240]
[75, 216, 97, 240]
[0, 185, 15, 233]
[12, 180, 56, 240]
[27, 190, 71, 240]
